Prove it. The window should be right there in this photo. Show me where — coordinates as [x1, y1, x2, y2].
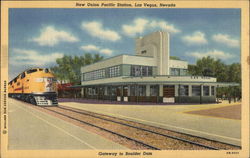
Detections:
[131, 65, 153, 77]
[148, 67, 153, 76]
[141, 50, 147, 54]
[138, 85, 146, 96]
[203, 86, 209, 96]
[211, 86, 215, 96]
[180, 69, 188, 76]
[131, 65, 141, 76]
[111, 87, 117, 96]
[171, 68, 187, 76]
[87, 87, 97, 95]
[107, 86, 116, 96]
[109, 66, 120, 78]
[179, 85, 188, 96]
[93, 88, 97, 95]
[150, 85, 159, 96]
[87, 88, 93, 95]
[192, 85, 201, 96]
[130, 85, 136, 96]
[142, 66, 147, 76]
[176, 69, 180, 75]
[27, 69, 37, 74]
[21, 72, 26, 79]
[170, 68, 180, 76]
[13, 77, 18, 83]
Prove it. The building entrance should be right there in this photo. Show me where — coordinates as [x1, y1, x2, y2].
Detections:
[163, 85, 175, 103]
[163, 85, 175, 97]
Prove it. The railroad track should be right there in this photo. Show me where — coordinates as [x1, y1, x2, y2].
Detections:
[42, 106, 159, 150]
[39, 105, 241, 150]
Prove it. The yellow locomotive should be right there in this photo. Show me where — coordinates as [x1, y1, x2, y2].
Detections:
[8, 68, 58, 106]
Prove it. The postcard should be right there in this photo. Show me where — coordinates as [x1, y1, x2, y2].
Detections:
[1, 0, 249, 158]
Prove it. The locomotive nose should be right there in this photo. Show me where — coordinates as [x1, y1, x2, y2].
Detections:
[44, 77, 57, 92]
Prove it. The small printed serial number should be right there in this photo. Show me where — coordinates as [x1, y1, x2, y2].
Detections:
[226, 151, 239, 154]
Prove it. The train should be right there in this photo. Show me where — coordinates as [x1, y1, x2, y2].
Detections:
[8, 68, 58, 106]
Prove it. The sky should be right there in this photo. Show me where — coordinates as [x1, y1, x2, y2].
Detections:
[9, 8, 241, 80]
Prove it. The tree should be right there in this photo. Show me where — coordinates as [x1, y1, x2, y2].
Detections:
[213, 59, 228, 82]
[93, 54, 103, 63]
[51, 53, 104, 84]
[227, 63, 241, 83]
[226, 63, 241, 100]
[188, 56, 241, 100]
[187, 64, 198, 75]
[188, 56, 228, 80]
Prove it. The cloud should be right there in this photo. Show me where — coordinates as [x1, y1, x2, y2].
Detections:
[31, 26, 79, 46]
[186, 49, 234, 59]
[81, 21, 121, 42]
[80, 45, 99, 52]
[148, 20, 180, 34]
[10, 48, 64, 66]
[182, 31, 207, 45]
[212, 34, 239, 47]
[122, 18, 149, 37]
[122, 18, 181, 37]
[80, 44, 113, 56]
[100, 49, 113, 55]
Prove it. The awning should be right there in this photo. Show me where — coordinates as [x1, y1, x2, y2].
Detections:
[69, 81, 239, 88]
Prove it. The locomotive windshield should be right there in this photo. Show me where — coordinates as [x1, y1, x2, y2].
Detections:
[27, 69, 37, 74]
[13, 77, 17, 83]
[21, 72, 26, 79]
[45, 68, 49, 73]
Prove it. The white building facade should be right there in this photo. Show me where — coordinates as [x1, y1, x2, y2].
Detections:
[79, 31, 233, 103]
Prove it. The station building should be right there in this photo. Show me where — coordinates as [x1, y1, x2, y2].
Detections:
[79, 31, 236, 103]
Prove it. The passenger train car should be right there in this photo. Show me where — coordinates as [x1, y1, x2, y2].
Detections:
[8, 68, 58, 106]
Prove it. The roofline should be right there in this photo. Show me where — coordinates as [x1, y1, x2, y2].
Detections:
[169, 58, 188, 62]
[82, 54, 188, 69]
[81, 54, 154, 69]
[9, 67, 48, 83]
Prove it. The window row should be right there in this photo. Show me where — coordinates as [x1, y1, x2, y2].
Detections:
[83, 69, 106, 81]
[83, 65, 121, 81]
[192, 85, 212, 96]
[85, 85, 216, 97]
[83, 65, 154, 81]
[170, 68, 188, 76]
